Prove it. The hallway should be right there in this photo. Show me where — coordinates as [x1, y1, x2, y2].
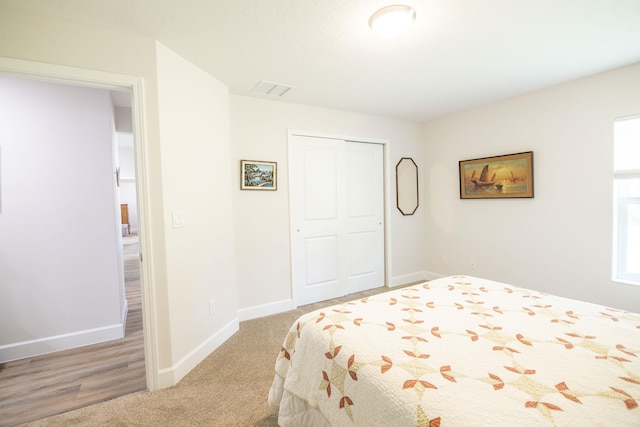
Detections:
[0, 237, 145, 426]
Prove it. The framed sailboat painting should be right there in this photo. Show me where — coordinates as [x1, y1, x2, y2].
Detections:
[459, 151, 534, 199]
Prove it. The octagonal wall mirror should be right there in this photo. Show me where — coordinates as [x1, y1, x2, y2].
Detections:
[396, 157, 419, 215]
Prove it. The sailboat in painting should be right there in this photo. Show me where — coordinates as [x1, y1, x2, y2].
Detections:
[470, 165, 494, 188]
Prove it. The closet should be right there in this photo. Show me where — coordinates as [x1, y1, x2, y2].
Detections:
[289, 133, 385, 305]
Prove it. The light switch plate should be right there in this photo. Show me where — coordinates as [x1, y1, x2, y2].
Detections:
[172, 211, 184, 228]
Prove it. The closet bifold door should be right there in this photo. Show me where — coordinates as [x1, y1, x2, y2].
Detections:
[289, 134, 384, 306]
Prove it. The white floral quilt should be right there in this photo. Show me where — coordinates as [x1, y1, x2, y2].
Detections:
[268, 276, 640, 426]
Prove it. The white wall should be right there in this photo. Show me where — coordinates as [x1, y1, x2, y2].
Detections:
[155, 43, 238, 385]
[114, 106, 133, 133]
[0, 7, 238, 388]
[230, 96, 426, 319]
[0, 75, 125, 362]
[423, 62, 640, 313]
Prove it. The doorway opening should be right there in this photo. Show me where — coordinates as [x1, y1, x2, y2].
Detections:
[0, 57, 156, 424]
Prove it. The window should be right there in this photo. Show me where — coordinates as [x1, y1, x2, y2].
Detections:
[613, 115, 640, 285]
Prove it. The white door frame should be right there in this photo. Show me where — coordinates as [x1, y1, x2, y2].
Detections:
[287, 129, 393, 306]
[0, 57, 160, 391]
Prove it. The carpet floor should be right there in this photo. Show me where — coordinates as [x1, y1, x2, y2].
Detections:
[21, 284, 413, 426]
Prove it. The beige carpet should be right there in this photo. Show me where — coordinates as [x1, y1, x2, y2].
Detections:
[21, 284, 414, 427]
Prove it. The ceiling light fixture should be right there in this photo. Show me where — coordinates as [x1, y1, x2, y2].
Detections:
[369, 4, 416, 37]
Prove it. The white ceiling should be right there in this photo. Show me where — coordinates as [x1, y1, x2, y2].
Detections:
[3, 0, 640, 122]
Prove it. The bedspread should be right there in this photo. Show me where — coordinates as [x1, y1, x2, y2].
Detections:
[268, 276, 640, 426]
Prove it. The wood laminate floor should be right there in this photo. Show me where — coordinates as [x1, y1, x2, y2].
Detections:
[0, 237, 146, 427]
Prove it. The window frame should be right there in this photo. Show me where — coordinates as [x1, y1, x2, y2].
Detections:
[612, 114, 640, 286]
[614, 193, 640, 284]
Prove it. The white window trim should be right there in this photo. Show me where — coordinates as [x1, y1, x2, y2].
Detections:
[613, 113, 640, 286]
[613, 187, 640, 285]
[615, 195, 640, 285]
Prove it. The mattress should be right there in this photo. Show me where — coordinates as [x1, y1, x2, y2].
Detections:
[268, 275, 640, 426]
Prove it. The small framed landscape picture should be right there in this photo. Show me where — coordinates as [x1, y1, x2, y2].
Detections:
[241, 160, 277, 190]
[459, 151, 533, 199]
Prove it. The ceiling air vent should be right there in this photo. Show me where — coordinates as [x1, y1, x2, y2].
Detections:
[252, 80, 294, 97]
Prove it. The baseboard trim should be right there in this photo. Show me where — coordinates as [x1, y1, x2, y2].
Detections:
[237, 299, 295, 322]
[423, 270, 447, 280]
[0, 323, 125, 363]
[237, 275, 444, 321]
[389, 271, 448, 287]
[236, 272, 448, 324]
[121, 298, 129, 335]
[157, 317, 240, 389]
[390, 271, 429, 287]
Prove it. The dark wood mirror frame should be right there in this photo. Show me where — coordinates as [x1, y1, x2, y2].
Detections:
[396, 157, 419, 215]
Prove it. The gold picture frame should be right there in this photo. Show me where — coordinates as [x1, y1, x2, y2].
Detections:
[459, 151, 533, 199]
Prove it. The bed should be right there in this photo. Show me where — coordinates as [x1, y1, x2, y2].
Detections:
[268, 275, 640, 426]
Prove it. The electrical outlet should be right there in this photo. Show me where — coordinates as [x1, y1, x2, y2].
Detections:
[470, 259, 477, 269]
[209, 299, 215, 316]
[442, 256, 448, 265]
